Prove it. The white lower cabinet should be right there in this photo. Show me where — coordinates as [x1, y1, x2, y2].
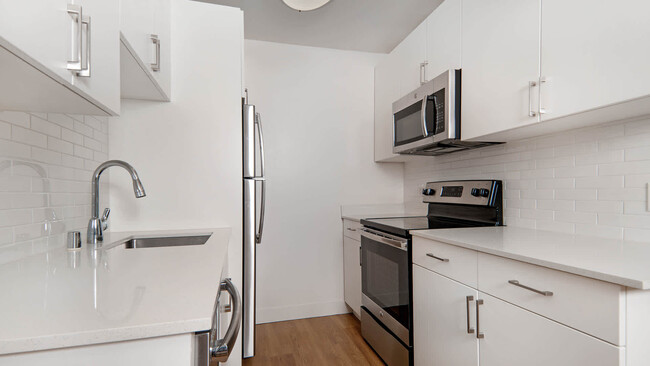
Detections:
[343, 234, 362, 317]
[413, 265, 478, 366]
[412, 237, 633, 366]
[478, 293, 624, 366]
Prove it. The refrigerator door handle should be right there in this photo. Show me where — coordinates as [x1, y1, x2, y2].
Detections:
[256, 179, 265, 244]
[255, 112, 266, 244]
[255, 112, 265, 177]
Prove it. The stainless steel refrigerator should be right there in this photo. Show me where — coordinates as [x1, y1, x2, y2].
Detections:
[242, 98, 265, 359]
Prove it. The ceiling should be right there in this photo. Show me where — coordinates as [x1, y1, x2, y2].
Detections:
[198, 0, 444, 53]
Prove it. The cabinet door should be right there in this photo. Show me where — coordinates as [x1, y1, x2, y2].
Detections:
[343, 236, 361, 316]
[0, 0, 72, 83]
[151, 0, 171, 98]
[71, 0, 120, 114]
[374, 53, 402, 162]
[478, 293, 624, 366]
[120, 0, 155, 68]
[461, 0, 540, 141]
[413, 265, 479, 366]
[540, 0, 650, 121]
[393, 20, 427, 96]
[425, 0, 462, 79]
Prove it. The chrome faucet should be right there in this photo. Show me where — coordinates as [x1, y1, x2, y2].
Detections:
[88, 160, 146, 244]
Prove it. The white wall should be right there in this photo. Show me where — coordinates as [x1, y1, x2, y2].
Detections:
[109, 2, 243, 365]
[244, 40, 403, 323]
[0, 111, 109, 264]
[404, 117, 650, 241]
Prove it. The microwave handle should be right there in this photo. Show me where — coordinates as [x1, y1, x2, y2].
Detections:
[420, 96, 428, 137]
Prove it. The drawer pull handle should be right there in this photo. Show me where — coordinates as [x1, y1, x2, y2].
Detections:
[508, 280, 554, 297]
[465, 295, 475, 334]
[426, 253, 449, 262]
[346, 228, 357, 232]
[476, 299, 484, 339]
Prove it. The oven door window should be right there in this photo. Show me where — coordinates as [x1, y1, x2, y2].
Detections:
[361, 236, 410, 330]
[394, 98, 437, 147]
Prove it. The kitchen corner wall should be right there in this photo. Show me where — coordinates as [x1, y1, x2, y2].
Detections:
[0, 111, 109, 263]
[404, 117, 650, 241]
[245, 40, 404, 323]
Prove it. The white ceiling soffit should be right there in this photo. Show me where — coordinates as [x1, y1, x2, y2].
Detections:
[198, 0, 444, 53]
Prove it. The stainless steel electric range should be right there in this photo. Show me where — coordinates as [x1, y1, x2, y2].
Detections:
[359, 180, 503, 366]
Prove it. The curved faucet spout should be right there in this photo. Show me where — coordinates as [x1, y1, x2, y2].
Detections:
[88, 160, 146, 244]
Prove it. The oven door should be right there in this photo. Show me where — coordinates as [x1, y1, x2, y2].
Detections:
[360, 228, 410, 346]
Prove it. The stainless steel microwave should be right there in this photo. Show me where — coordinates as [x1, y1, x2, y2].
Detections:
[392, 69, 495, 156]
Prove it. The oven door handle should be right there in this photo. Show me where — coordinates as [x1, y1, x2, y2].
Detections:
[360, 229, 408, 251]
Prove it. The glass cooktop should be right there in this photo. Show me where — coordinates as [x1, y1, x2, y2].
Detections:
[361, 216, 491, 238]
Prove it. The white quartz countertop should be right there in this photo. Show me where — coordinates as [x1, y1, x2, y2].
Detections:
[0, 228, 231, 355]
[412, 226, 650, 289]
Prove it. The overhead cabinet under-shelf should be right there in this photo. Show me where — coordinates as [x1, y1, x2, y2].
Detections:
[0, 0, 120, 116]
[119, 0, 171, 101]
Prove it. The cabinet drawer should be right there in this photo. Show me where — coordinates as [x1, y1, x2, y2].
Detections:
[478, 253, 625, 346]
[343, 220, 362, 241]
[412, 237, 477, 288]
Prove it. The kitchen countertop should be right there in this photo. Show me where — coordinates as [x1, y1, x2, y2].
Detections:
[412, 226, 650, 289]
[0, 228, 231, 355]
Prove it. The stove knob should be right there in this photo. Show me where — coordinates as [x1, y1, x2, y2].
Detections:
[479, 188, 490, 197]
[471, 188, 480, 197]
[422, 188, 436, 196]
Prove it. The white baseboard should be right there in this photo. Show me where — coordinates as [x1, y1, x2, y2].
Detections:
[256, 300, 350, 324]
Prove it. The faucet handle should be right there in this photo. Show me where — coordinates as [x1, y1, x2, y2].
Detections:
[101, 208, 110, 231]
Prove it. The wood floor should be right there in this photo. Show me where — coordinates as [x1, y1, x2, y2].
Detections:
[242, 313, 385, 366]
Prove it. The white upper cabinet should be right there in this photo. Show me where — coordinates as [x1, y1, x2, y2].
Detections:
[461, 0, 541, 141]
[425, 0, 462, 80]
[120, 0, 171, 101]
[0, 1, 71, 83]
[0, 0, 120, 115]
[71, 0, 121, 114]
[393, 21, 427, 96]
[540, 0, 650, 121]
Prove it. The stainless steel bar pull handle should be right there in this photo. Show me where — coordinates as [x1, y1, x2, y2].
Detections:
[210, 278, 242, 363]
[420, 61, 428, 85]
[538, 77, 547, 115]
[476, 299, 484, 339]
[508, 280, 554, 296]
[466, 295, 475, 334]
[426, 253, 449, 262]
[528, 80, 537, 117]
[67, 4, 83, 71]
[76, 15, 91, 77]
[151, 34, 160, 72]
[346, 227, 357, 232]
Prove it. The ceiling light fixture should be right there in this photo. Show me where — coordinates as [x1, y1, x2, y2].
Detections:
[281, 0, 331, 12]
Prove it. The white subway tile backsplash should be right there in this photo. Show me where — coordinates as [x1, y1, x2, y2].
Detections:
[404, 117, 650, 242]
[0, 111, 30, 127]
[30, 115, 61, 138]
[0, 111, 109, 262]
[11, 125, 47, 148]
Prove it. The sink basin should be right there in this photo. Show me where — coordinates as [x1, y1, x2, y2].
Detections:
[121, 234, 211, 249]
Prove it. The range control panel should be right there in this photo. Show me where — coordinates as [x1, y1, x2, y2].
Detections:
[421, 180, 501, 206]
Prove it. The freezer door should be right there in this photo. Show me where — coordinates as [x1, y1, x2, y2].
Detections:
[243, 103, 256, 178]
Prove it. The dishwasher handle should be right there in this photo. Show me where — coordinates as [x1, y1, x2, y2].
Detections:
[210, 278, 242, 363]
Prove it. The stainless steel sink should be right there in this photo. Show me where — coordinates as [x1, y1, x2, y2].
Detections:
[122, 234, 211, 249]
